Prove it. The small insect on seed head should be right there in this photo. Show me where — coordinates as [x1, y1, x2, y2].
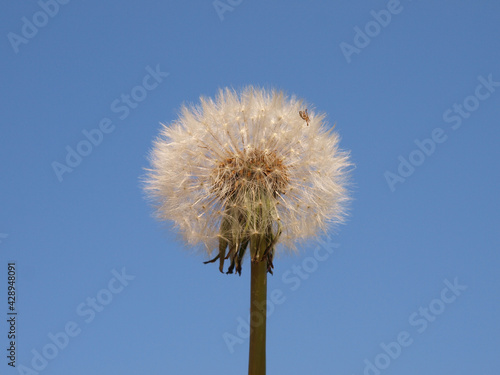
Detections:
[299, 109, 310, 126]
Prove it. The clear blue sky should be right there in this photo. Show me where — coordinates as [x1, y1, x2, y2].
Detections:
[1, 1, 499, 374]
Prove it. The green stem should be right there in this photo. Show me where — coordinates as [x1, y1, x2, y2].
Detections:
[248, 248, 267, 375]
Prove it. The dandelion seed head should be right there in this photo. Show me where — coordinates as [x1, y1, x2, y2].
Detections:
[144, 86, 351, 257]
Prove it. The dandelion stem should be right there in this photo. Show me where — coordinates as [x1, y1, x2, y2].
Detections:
[248, 238, 268, 375]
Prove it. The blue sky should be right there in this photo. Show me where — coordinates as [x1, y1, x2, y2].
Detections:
[1, 1, 499, 374]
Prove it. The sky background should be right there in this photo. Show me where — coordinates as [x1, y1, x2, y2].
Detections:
[1, 1, 499, 374]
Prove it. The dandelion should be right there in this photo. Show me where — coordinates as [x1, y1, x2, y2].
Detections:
[144, 86, 351, 374]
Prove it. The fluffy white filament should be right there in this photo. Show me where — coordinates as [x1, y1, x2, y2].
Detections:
[144, 86, 351, 256]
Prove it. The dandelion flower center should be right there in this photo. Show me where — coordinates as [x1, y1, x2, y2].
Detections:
[211, 149, 290, 200]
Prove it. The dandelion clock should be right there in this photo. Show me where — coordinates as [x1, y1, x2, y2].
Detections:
[144, 86, 351, 374]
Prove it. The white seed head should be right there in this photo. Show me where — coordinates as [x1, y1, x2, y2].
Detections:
[144, 86, 351, 256]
